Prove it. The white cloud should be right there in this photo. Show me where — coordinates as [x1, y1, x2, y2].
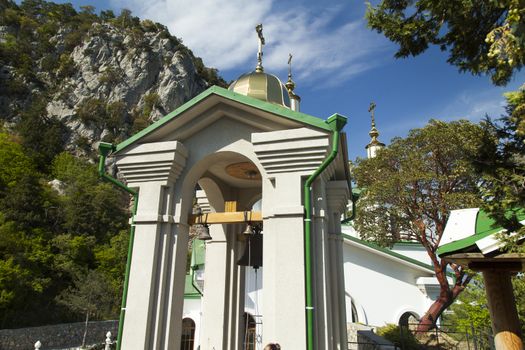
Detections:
[438, 89, 508, 122]
[109, 0, 388, 86]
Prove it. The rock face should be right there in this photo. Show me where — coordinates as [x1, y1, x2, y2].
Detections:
[0, 6, 225, 157]
[51, 23, 209, 151]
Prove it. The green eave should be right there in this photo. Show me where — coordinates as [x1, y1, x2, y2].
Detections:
[184, 274, 201, 299]
[342, 234, 435, 272]
[113, 85, 334, 154]
[393, 241, 425, 247]
[437, 209, 525, 257]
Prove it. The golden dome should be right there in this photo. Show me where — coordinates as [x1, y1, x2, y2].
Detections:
[229, 71, 291, 108]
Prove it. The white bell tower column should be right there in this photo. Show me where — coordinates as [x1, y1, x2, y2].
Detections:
[115, 141, 189, 350]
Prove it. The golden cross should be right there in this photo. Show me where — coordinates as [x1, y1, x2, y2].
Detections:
[288, 53, 293, 78]
[255, 24, 265, 72]
[368, 102, 376, 127]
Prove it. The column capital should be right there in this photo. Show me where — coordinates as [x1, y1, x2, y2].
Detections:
[326, 180, 350, 214]
[252, 127, 330, 177]
[115, 140, 188, 186]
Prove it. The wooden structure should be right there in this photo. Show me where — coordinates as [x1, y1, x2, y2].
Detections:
[438, 208, 525, 350]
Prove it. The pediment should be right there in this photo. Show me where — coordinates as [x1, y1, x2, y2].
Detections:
[114, 86, 333, 154]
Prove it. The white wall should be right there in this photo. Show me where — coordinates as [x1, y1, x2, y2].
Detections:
[182, 298, 203, 350]
[391, 244, 432, 265]
[343, 241, 434, 327]
[182, 238, 439, 348]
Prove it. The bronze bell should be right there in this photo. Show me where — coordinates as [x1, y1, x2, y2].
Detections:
[242, 224, 254, 235]
[196, 224, 212, 241]
[237, 233, 263, 268]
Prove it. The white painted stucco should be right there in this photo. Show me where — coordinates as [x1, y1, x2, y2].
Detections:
[182, 234, 440, 350]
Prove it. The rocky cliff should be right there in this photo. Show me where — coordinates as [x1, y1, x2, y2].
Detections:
[0, 0, 227, 158]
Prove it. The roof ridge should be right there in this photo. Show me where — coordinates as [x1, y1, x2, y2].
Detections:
[113, 85, 334, 154]
[342, 234, 435, 272]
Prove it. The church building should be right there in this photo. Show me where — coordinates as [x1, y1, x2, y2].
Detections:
[99, 25, 442, 350]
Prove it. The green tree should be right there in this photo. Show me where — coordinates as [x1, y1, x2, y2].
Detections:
[353, 120, 486, 331]
[446, 273, 525, 346]
[16, 96, 68, 172]
[366, 0, 525, 85]
[447, 275, 491, 333]
[476, 85, 525, 247]
[57, 269, 116, 347]
[52, 152, 128, 241]
[0, 131, 58, 327]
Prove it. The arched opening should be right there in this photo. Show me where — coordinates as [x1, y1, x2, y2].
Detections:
[399, 311, 419, 331]
[243, 312, 257, 350]
[351, 299, 358, 323]
[182, 150, 264, 348]
[180, 318, 196, 350]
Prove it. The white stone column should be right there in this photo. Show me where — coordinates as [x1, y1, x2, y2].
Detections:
[200, 223, 230, 350]
[261, 174, 307, 349]
[326, 181, 350, 349]
[252, 127, 332, 349]
[163, 221, 191, 350]
[313, 181, 331, 350]
[115, 141, 188, 350]
[227, 224, 246, 350]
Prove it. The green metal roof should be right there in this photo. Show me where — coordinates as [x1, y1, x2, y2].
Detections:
[393, 241, 424, 247]
[437, 209, 525, 257]
[113, 85, 335, 154]
[191, 239, 206, 268]
[184, 274, 201, 298]
[342, 234, 435, 272]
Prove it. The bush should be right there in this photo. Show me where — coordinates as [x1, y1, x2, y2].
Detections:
[377, 324, 421, 350]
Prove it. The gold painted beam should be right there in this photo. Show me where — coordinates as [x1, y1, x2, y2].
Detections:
[189, 211, 262, 225]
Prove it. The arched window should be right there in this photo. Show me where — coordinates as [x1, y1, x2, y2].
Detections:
[243, 313, 257, 350]
[399, 312, 419, 331]
[351, 300, 359, 323]
[181, 318, 196, 350]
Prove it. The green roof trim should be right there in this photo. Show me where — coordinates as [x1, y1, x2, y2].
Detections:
[342, 234, 435, 272]
[437, 209, 525, 257]
[113, 85, 334, 154]
[184, 274, 201, 298]
[393, 241, 424, 247]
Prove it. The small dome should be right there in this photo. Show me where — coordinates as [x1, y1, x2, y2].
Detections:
[229, 71, 291, 108]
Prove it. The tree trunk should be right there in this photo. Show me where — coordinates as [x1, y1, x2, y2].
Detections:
[416, 277, 466, 332]
[416, 295, 451, 332]
[82, 311, 89, 348]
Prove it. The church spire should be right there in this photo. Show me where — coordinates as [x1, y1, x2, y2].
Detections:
[365, 102, 385, 158]
[285, 53, 301, 111]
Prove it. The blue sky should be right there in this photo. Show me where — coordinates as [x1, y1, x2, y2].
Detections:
[55, 0, 524, 160]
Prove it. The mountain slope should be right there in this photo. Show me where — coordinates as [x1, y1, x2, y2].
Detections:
[0, 0, 227, 160]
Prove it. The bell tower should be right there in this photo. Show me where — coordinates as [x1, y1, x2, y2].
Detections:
[99, 25, 351, 350]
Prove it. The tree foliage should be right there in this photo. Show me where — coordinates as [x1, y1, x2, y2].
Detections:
[366, 0, 525, 85]
[476, 85, 525, 249]
[0, 0, 230, 330]
[446, 273, 525, 345]
[0, 131, 129, 328]
[353, 120, 487, 330]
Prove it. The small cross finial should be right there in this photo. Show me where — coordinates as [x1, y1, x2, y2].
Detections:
[288, 53, 293, 79]
[255, 24, 265, 72]
[368, 102, 376, 127]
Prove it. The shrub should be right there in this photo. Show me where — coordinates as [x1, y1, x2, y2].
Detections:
[377, 324, 421, 350]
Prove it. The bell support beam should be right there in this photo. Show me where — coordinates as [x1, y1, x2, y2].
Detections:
[189, 211, 262, 224]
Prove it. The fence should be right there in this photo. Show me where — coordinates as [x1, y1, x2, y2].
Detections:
[348, 323, 494, 350]
[390, 323, 495, 350]
[0, 320, 117, 350]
